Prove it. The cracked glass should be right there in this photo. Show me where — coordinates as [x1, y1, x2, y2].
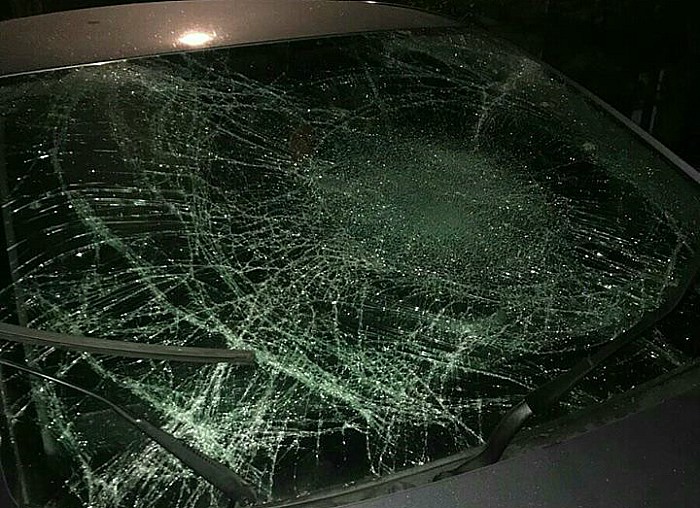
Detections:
[1, 29, 700, 507]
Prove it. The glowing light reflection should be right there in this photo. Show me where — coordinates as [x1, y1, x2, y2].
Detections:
[178, 31, 215, 47]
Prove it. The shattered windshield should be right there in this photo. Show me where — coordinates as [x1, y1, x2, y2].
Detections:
[0, 29, 699, 507]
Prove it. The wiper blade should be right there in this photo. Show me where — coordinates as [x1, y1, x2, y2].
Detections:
[436, 252, 699, 481]
[0, 323, 255, 364]
[0, 357, 258, 505]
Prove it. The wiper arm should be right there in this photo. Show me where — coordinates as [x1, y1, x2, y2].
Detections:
[0, 357, 258, 505]
[436, 255, 699, 481]
[434, 322, 654, 480]
[0, 323, 255, 364]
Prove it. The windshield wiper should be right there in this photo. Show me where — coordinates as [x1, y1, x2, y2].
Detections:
[0, 357, 258, 505]
[436, 253, 699, 481]
[0, 323, 255, 364]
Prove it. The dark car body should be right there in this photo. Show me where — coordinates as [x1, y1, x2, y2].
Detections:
[1, 2, 699, 508]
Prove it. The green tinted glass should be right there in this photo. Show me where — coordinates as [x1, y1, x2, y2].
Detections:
[0, 30, 699, 506]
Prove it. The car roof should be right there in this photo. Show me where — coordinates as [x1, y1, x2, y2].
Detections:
[0, 0, 458, 78]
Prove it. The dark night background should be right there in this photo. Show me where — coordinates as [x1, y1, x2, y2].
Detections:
[1, 0, 699, 170]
